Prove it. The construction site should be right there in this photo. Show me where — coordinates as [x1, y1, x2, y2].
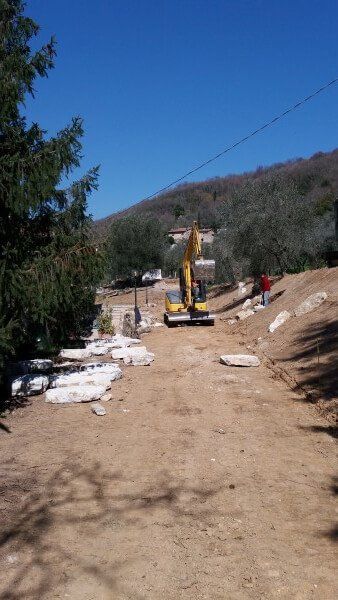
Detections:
[1, 260, 337, 600]
[1, 3, 338, 599]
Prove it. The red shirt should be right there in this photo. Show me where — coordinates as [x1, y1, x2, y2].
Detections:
[260, 275, 271, 292]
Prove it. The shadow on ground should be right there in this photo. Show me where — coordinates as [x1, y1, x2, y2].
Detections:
[208, 283, 235, 299]
[211, 287, 285, 316]
[0, 395, 30, 435]
[281, 314, 338, 407]
[0, 461, 222, 599]
[322, 476, 338, 543]
[300, 424, 338, 439]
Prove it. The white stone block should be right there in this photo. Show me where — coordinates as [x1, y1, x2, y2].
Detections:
[89, 346, 110, 356]
[49, 372, 113, 390]
[293, 292, 327, 317]
[17, 359, 53, 374]
[111, 346, 147, 360]
[123, 352, 155, 366]
[220, 354, 260, 367]
[59, 348, 91, 361]
[11, 375, 49, 397]
[91, 403, 106, 416]
[45, 385, 106, 404]
[268, 310, 291, 333]
[238, 282, 246, 296]
[137, 320, 152, 334]
[81, 363, 122, 378]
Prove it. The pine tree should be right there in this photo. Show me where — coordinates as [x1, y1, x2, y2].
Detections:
[0, 0, 103, 383]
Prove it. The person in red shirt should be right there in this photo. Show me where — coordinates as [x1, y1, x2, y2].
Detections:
[260, 273, 271, 306]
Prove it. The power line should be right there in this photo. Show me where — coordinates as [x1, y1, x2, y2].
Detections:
[142, 77, 338, 201]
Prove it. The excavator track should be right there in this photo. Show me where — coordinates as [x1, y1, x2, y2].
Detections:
[164, 311, 215, 327]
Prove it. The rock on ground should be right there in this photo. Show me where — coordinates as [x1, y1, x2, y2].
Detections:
[293, 292, 328, 316]
[123, 352, 155, 366]
[81, 363, 122, 378]
[45, 385, 106, 404]
[253, 304, 264, 312]
[111, 346, 148, 360]
[242, 299, 252, 309]
[83, 336, 141, 357]
[220, 354, 261, 367]
[49, 372, 114, 390]
[59, 348, 91, 361]
[91, 403, 106, 416]
[236, 309, 255, 321]
[100, 335, 141, 349]
[268, 310, 292, 333]
[121, 336, 141, 346]
[137, 320, 152, 334]
[16, 359, 53, 374]
[89, 346, 109, 356]
[53, 362, 81, 372]
[85, 341, 115, 355]
[11, 375, 49, 397]
[237, 282, 247, 296]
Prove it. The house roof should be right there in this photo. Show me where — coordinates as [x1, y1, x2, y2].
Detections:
[169, 227, 214, 234]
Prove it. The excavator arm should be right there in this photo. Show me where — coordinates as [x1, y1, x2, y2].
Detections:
[183, 221, 202, 307]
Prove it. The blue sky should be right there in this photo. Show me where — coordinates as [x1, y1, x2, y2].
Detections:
[25, 0, 338, 220]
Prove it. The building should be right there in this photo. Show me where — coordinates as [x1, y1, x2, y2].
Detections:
[142, 269, 162, 283]
[168, 227, 214, 244]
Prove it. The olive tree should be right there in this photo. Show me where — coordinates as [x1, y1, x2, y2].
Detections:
[221, 175, 332, 275]
[105, 216, 166, 279]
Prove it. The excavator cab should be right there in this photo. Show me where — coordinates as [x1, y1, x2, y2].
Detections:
[192, 279, 205, 303]
[164, 223, 215, 327]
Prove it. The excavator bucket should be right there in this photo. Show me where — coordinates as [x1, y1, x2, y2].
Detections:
[193, 259, 215, 281]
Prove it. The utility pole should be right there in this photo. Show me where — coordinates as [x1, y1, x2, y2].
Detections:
[326, 199, 338, 267]
[132, 270, 141, 325]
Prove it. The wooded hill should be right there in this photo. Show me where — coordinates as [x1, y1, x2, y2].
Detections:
[93, 148, 338, 238]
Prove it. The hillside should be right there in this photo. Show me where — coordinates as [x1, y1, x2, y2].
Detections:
[93, 148, 338, 238]
[208, 267, 338, 421]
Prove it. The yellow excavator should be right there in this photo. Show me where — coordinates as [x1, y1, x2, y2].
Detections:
[164, 221, 215, 327]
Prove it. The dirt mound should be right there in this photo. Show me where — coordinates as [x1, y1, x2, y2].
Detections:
[210, 268, 338, 421]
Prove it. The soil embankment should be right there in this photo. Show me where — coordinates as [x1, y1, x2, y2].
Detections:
[209, 267, 338, 421]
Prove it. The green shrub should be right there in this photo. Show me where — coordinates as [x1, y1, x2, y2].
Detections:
[97, 312, 115, 336]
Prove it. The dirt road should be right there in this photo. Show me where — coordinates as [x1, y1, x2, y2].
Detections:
[0, 310, 337, 599]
